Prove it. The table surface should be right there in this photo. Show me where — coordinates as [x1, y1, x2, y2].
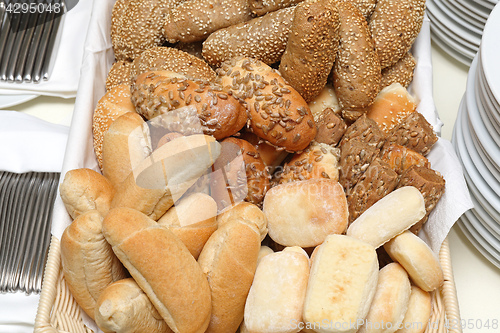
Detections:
[3, 41, 500, 331]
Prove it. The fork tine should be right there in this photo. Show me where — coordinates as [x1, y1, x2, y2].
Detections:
[0, 6, 23, 81]
[32, 0, 59, 83]
[14, 4, 42, 82]
[0, 2, 10, 59]
[41, 0, 64, 81]
[23, 1, 48, 82]
[6, 3, 31, 82]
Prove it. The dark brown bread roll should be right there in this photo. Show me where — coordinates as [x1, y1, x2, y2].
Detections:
[314, 108, 347, 146]
[380, 52, 417, 89]
[396, 165, 445, 234]
[340, 114, 385, 149]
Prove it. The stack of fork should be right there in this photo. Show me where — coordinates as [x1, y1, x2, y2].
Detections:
[0, 171, 59, 294]
[0, 0, 65, 83]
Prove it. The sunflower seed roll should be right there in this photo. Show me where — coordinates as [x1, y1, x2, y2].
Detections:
[347, 157, 398, 223]
[339, 114, 385, 149]
[202, 7, 295, 67]
[279, 0, 340, 103]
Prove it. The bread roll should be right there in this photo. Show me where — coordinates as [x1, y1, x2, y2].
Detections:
[258, 245, 275, 264]
[339, 114, 385, 149]
[249, 0, 302, 16]
[357, 263, 411, 333]
[106, 60, 132, 91]
[93, 84, 135, 169]
[95, 278, 173, 333]
[380, 52, 417, 89]
[279, 142, 340, 184]
[303, 235, 379, 333]
[158, 192, 218, 259]
[198, 219, 261, 333]
[102, 112, 152, 189]
[111, 134, 221, 221]
[263, 179, 348, 247]
[396, 286, 431, 333]
[217, 201, 268, 241]
[240, 131, 290, 170]
[244, 250, 310, 333]
[217, 57, 317, 152]
[366, 83, 417, 134]
[346, 186, 426, 248]
[59, 168, 115, 220]
[314, 108, 347, 147]
[61, 210, 127, 320]
[102, 207, 212, 333]
[379, 144, 430, 175]
[383, 231, 444, 292]
[308, 83, 341, 121]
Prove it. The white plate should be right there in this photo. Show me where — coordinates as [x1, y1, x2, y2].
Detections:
[0, 94, 39, 109]
[465, 56, 500, 167]
[427, 0, 483, 46]
[443, 0, 488, 31]
[480, 3, 500, 108]
[458, 214, 500, 269]
[473, 69, 500, 146]
[469, 196, 500, 240]
[459, 0, 493, 19]
[435, 0, 485, 35]
[472, 0, 497, 11]
[465, 209, 500, 253]
[429, 18, 477, 59]
[476, 61, 500, 130]
[477, 53, 500, 115]
[431, 30, 472, 66]
[468, 117, 500, 178]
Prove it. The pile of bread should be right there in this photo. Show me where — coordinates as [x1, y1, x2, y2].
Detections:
[57, 0, 449, 332]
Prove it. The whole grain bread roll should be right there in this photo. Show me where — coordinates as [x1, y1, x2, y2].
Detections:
[158, 192, 218, 259]
[303, 235, 379, 333]
[396, 286, 431, 333]
[244, 249, 310, 333]
[61, 210, 127, 320]
[339, 114, 386, 148]
[132, 72, 247, 140]
[217, 201, 268, 241]
[240, 131, 290, 171]
[380, 52, 417, 89]
[379, 143, 430, 175]
[102, 112, 152, 189]
[278, 0, 340, 103]
[249, 0, 302, 16]
[111, 134, 221, 221]
[102, 207, 212, 333]
[369, 0, 425, 69]
[346, 186, 426, 248]
[130, 47, 216, 82]
[263, 178, 348, 247]
[333, 0, 381, 120]
[93, 84, 135, 169]
[95, 278, 173, 333]
[217, 57, 317, 151]
[314, 108, 347, 146]
[357, 263, 411, 333]
[59, 168, 115, 220]
[383, 230, 444, 292]
[198, 219, 261, 333]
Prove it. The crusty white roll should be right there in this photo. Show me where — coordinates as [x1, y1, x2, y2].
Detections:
[357, 263, 411, 333]
[383, 231, 444, 292]
[94, 278, 173, 333]
[102, 112, 152, 189]
[158, 192, 218, 259]
[102, 207, 212, 333]
[111, 134, 221, 221]
[396, 286, 431, 333]
[59, 168, 115, 220]
[61, 210, 127, 320]
[244, 249, 310, 333]
[217, 201, 268, 241]
[263, 179, 348, 247]
[258, 245, 275, 264]
[346, 186, 426, 248]
[303, 234, 379, 333]
[198, 219, 261, 333]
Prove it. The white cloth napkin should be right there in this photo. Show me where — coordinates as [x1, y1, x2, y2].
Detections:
[0, 293, 40, 333]
[0, 0, 94, 98]
[0, 111, 69, 173]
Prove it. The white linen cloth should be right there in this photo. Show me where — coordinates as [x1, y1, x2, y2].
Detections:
[0, 111, 69, 332]
[0, 0, 94, 98]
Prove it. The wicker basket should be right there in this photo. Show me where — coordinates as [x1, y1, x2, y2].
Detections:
[34, 235, 462, 333]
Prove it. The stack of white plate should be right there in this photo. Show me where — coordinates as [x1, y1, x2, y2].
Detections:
[427, 0, 497, 66]
[452, 3, 500, 269]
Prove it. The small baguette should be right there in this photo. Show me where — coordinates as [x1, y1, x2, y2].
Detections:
[244, 250, 310, 333]
[396, 286, 431, 333]
[61, 210, 127, 320]
[102, 207, 212, 333]
[158, 192, 218, 259]
[198, 219, 261, 333]
[111, 134, 221, 221]
[383, 231, 444, 292]
[346, 186, 426, 248]
[59, 168, 115, 220]
[357, 263, 411, 333]
[95, 278, 173, 333]
[303, 234, 379, 333]
[217, 201, 268, 241]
